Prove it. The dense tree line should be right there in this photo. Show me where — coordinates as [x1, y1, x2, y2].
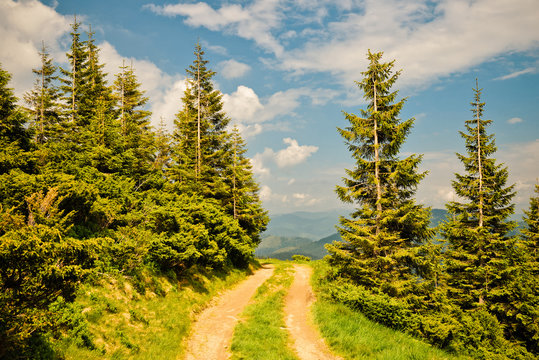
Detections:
[327, 50, 538, 359]
[0, 19, 267, 357]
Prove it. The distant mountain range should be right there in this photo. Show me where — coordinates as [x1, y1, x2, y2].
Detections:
[255, 233, 340, 260]
[263, 210, 344, 240]
[257, 208, 526, 260]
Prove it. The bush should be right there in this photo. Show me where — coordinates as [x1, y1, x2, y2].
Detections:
[317, 271, 534, 359]
[292, 254, 311, 262]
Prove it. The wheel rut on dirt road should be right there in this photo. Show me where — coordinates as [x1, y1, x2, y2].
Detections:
[284, 264, 343, 360]
[183, 264, 274, 360]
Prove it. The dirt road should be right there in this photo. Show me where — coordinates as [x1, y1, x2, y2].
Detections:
[284, 265, 343, 360]
[183, 264, 274, 360]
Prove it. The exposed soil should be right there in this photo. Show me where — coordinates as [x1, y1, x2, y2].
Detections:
[183, 264, 274, 360]
[284, 265, 343, 360]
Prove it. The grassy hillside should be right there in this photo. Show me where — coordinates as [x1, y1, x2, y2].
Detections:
[49, 265, 255, 359]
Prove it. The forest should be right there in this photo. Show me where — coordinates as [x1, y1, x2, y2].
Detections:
[0, 17, 538, 360]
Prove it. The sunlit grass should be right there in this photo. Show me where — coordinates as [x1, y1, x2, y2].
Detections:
[310, 261, 467, 360]
[52, 265, 256, 359]
[230, 260, 298, 360]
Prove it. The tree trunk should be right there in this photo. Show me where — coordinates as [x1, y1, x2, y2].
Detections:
[476, 79, 484, 228]
[373, 77, 382, 236]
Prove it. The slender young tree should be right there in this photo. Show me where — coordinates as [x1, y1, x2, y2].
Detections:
[113, 62, 153, 183]
[223, 126, 269, 243]
[59, 17, 86, 125]
[0, 64, 31, 175]
[327, 50, 432, 295]
[24, 42, 61, 146]
[441, 80, 517, 308]
[170, 43, 230, 197]
[522, 184, 539, 264]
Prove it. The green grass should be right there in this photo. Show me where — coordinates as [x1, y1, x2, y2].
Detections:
[310, 261, 467, 360]
[51, 264, 256, 359]
[230, 260, 298, 360]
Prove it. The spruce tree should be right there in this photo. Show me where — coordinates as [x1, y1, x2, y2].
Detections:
[512, 185, 539, 355]
[0, 64, 32, 175]
[112, 62, 153, 182]
[59, 17, 86, 126]
[23, 42, 61, 146]
[223, 126, 269, 243]
[327, 50, 432, 296]
[522, 184, 539, 264]
[170, 43, 230, 198]
[441, 80, 517, 309]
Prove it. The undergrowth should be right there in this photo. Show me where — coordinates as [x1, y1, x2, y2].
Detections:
[310, 261, 468, 360]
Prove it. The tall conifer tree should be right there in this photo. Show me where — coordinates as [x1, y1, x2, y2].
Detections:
[222, 126, 268, 243]
[113, 62, 153, 183]
[522, 184, 539, 264]
[441, 80, 517, 308]
[0, 64, 31, 175]
[24, 42, 61, 146]
[327, 50, 432, 295]
[170, 43, 230, 198]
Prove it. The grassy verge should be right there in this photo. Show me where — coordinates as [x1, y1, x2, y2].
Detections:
[51, 264, 257, 359]
[310, 261, 466, 360]
[230, 260, 298, 360]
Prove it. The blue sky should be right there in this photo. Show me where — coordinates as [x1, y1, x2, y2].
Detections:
[1, 0, 538, 216]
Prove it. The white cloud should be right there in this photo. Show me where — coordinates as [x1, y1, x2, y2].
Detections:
[495, 67, 536, 81]
[146, 0, 284, 55]
[278, 0, 539, 89]
[498, 139, 539, 211]
[274, 138, 319, 167]
[292, 192, 321, 206]
[222, 85, 338, 137]
[507, 117, 523, 124]
[251, 138, 318, 182]
[220, 59, 251, 79]
[259, 185, 273, 201]
[251, 148, 273, 177]
[259, 184, 288, 203]
[0, 0, 70, 97]
[222, 85, 263, 122]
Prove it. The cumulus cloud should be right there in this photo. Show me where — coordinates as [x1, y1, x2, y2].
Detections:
[146, 0, 284, 55]
[292, 192, 321, 206]
[259, 184, 288, 203]
[507, 117, 523, 124]
[222, 85, 338, 138]
[274, 138, 319, 167]
[222, 85, 263, 122]
[0, 0, 70, 97]
[220, 59, 251, 79]
[251, 148, 273, 177]
[498, 139, 539, 210]
[279, 0, 539, 89]
[0, 1, 186, 130]
[151, 0, 539, 90]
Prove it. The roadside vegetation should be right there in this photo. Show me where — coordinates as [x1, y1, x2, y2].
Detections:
[311, 261, 466, 360]
[0, 17, 267, 358]
[325, 50, 538, 359]
[51, 264, 256, 359]
[230, 260, 297, 360]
